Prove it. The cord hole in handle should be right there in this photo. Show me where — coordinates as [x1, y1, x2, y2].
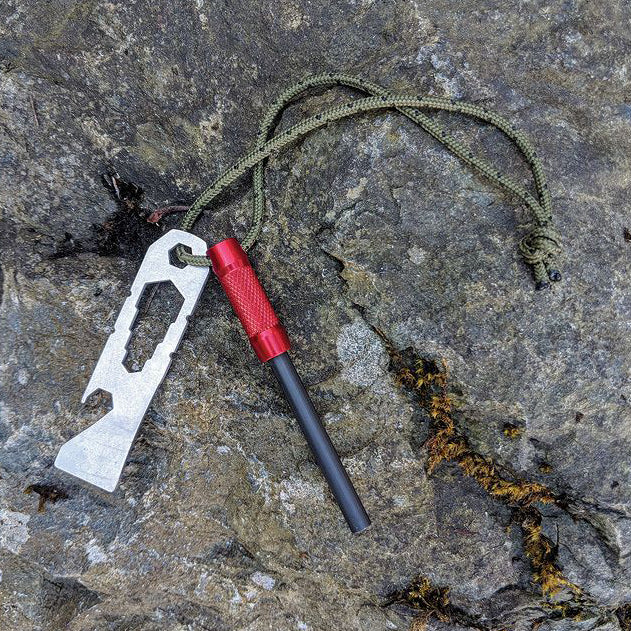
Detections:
[168, 244, 192, 269]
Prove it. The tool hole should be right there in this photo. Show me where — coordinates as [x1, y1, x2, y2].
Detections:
[168, 244, 192, 269]
[123, 280, 184, 373]
[83, 388, 114, 418]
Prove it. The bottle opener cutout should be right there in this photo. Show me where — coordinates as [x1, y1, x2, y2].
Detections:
[55, 230, 209, 492]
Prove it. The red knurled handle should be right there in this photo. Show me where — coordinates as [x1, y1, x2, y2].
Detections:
[207, 238, 290, 362]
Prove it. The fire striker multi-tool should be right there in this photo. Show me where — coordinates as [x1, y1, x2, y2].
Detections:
[55, 230, 371, 533]
[54, 72, 561, 535]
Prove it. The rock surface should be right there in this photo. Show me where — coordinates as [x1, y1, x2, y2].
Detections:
[1, 1, 631, 629]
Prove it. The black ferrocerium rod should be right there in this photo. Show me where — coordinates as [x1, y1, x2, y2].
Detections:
[269, 352, 371, 533]
[207, 237, 371, 532]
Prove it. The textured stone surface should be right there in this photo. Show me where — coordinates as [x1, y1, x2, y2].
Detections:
[1, 1, 631, 629]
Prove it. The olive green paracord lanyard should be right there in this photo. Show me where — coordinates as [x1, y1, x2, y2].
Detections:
[176, 72, 562, 289]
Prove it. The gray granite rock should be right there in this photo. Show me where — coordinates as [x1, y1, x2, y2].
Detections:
[1, 1, 631, 629]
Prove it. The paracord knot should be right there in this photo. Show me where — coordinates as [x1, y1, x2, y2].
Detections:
[519, 227, 562, 287]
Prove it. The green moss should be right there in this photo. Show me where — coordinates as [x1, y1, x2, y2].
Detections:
[392, 575, 451, 629]
[503, 423, 523, 438]
[383, 337, 581, 600]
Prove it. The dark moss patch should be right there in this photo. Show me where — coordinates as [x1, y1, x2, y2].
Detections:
[24, 483, 69, 512]
[95, 170, 159, 260]
[617, 604, 631, 630]
[49, 232, 83, 259]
